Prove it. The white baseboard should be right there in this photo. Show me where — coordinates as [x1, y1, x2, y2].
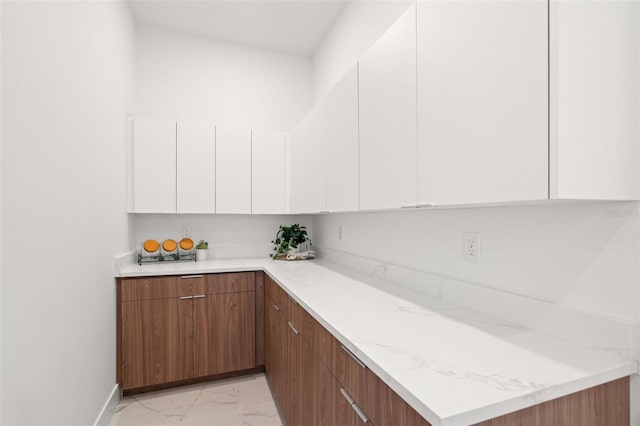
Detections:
[93, 384, 121, 426]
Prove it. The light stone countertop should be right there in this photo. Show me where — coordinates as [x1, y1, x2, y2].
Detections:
[117, 258, 637, 426]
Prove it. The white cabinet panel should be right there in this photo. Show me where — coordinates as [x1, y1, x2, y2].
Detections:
[252, 130, 287, 214]
[177, 121, 215, 213]
[290, 109, 326, 214]
[417, 1, 548, 205]
[324, 65, 359, 212]
[216, 127, 251, 214]
[131, 118, 176, 213]
[550, 1, 639, 200]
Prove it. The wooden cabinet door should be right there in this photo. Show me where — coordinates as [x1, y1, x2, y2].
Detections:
[216, 126, 252, 213]
[358, 4, 417, 210]
[195, 292, 255, 377]
[265, 295, 284, 399]
[252, 130, 287, 214]
[417, 1, 547, 206]
[176, 121, 216, 213]
[282, 311, 306, 425]
[131, 118, 176, 213]
[121, 297, 193, 389]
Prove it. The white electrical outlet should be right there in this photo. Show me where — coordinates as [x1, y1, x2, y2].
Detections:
[463, 232, 480, 263]
[181, 224, 192, 238]
[338, 225, 343, 241]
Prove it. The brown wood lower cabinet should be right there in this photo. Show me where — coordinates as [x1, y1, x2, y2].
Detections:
[118, 272, 257, 392]
[263, 276, 630, 426]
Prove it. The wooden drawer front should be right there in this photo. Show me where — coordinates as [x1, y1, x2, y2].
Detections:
[362, 368, 424, 426]
[265, 275, 287, 308]
[120, 276, 193, 301]
[301, 309, 333, 369]
[332, 338, 367, 407]
[205, 272, 255, 294]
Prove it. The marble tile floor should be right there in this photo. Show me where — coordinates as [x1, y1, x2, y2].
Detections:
[109, 374, 283, 426]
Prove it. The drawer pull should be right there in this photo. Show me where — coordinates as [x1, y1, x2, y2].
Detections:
[273, 303, 280, 311]
[192, 294, 206, 299]
[341, 345, 366, 368]
[339, 388, 355, 405]
[288, 321, 299, 335]
[180, 296, 194, 300]
[180, 275, 204, 279]
[352, 402, 371, 424]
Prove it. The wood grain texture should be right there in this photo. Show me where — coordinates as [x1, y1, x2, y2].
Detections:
[265, 295, 285, 407]
[116, 280, 123, 385]
[255, 272, 265, 366]
[265, 275, 286, 310]
[474, 377, 630, 426]
[121, 298, 193, 390]
[332, 337, 366, 408]
[200, 292, 256, 376]
[205, 272, 255, 294]
[120, 276, 191, 301]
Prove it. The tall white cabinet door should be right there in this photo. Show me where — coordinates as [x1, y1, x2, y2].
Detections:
[550, 1, 639, 200]
[176, 121, 215, 213]
[131, 118, 176, 213]
[324, 65, 359, 212]
[252, 131, 287, 214]
[216, 127, 251, 214]
[290, 109, 326, 214]
[417, 2, 548, 205]
[358, 4, 417, 211]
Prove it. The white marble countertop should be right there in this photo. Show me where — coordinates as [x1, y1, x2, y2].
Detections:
[117, 259, 637, 426]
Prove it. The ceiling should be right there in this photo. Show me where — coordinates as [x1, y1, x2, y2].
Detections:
[128, 0, 347, 57]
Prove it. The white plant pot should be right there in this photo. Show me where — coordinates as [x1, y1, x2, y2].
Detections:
[196, 249, 208, 261]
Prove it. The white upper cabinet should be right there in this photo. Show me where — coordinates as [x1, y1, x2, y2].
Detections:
[131, 117, 176, 213]
[216, 127, 252, 214]
[550, 1, 639, 200]
[324, 65, 360, 212]
[252, 130, 287, 214]
[417, 1, 548, 205]
[358, 4, 418, 210]
[176, 121, 216, 213]
[290, 108, 326, 214]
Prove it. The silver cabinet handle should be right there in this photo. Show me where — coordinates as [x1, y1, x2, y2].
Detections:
[339, 388, 354, 405]
[180, 275, 204, 279]
[180, 296, 193, 300]
[341, 345, 366, 368]
[288, 321, 299, 335]
[192, 294, 206, 299]
[273, 303, 280, 311]
[352, 403, 370, 424]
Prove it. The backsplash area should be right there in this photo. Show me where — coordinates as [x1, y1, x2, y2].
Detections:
[132, 214, 312, 259]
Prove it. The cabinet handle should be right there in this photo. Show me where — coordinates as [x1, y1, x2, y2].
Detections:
[339, 388, 355, 405]
[180, 296, 194, 300]
[180, 275, 204, 279]
[192, 294, 206, 299]
[341, 345, 366, 368]
[352, 402, 371, 424]
[288, 321, 299, 335]
[273, 303, 280, 311]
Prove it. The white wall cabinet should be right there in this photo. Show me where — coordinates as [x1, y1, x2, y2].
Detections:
[417, 1, 548, 206]
[358, 4, 417, 211]
[216, 127, 252, 214]
[130, 117, 176, 213]
[177, 121, 216, 213]
[290, 109, 326, 214]
[324, 65, 360, 212]
[550, 1, 639, 200]
[252, 131, 287, 214]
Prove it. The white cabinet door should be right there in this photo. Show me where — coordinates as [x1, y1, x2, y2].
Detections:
[216, 127, 251, 214]
[131, 118, 176, 213]
[550, 1, 639, 200]
[176, 121, 215, 213]
[324, 65, 359, 212]
[290, 109, 326, 214]
[252, 130, 287, 214]
[358, 4, 417, 211]
[417, 1, 548, 205]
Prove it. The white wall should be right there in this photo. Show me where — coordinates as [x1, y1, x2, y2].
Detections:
[134, 214, 313, 260]
[312, 0, 411, 101]
[1, 1, 134, 425]
[135, 25, 313, 131]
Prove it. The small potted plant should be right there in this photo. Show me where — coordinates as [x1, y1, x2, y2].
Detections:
[196, 240, 208, 261]
[271, 224, 311, 259]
